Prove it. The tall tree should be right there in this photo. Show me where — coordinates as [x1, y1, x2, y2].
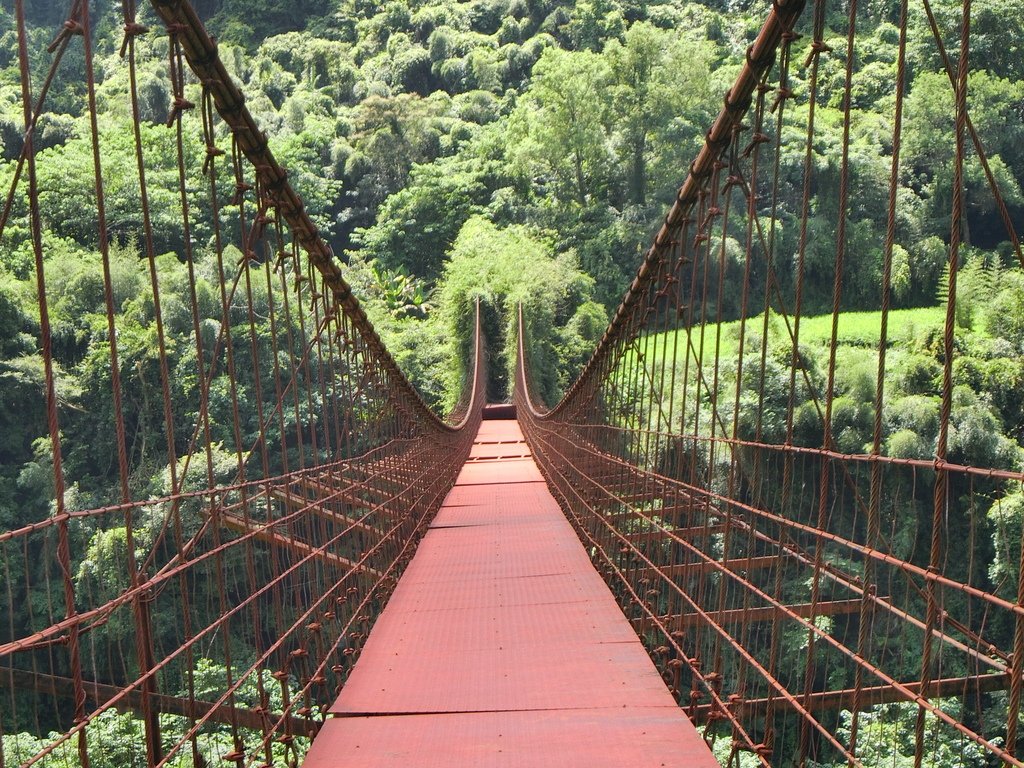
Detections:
[604, 22, 713, 207]
[508, 47, 611, 206]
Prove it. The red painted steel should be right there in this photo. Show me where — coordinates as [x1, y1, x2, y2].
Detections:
[453, 458, 545, 485]
[305, 420, 718, 766]
[361, 602, 640, 650]
[307, 709, 715, 768]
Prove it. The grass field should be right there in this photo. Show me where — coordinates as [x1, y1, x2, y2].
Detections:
[632, 306, 947, 374]
[617, 307, 954, 443]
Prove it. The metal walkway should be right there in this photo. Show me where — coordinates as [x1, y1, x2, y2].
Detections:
[303, 418, 717, 767]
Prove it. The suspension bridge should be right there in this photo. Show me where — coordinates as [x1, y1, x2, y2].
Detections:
[1, 0, 1023, 765]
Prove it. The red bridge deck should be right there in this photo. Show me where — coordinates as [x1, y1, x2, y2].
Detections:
[303, 419, 718, 767]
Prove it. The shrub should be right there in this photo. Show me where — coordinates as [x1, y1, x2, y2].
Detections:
[988, 492, 1024, 599]
[887, 394, 941, 439]
[984, 270, 1024, 352]
[896, 352, 940, 394]
[886, 428, 931, 460]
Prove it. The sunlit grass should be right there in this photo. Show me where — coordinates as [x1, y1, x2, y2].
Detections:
[629, 306, 947, 372]
[614, 306, 952, 444]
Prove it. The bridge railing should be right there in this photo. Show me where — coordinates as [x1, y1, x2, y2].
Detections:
[517, 0, 1024, 765]
[0, 0, 483, 764]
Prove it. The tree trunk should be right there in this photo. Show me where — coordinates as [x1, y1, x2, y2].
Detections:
[631, 135, 647, 206]
[574, 146, 587, 205]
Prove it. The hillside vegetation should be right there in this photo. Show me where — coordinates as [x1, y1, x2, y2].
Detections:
[3, 0, 1021, 407]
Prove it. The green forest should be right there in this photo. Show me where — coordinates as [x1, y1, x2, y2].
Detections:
[0, 0, 1023, 764]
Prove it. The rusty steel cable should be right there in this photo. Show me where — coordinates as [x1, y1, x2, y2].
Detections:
[0, 1, 484, 765]
[517, 0, 1024, 765]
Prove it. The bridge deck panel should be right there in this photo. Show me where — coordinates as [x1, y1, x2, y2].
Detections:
[374, 568, 613, 609]
[329, 640, 675, 714]
[305, 419, 716, 765]
[432, 482, 562, 513]
[308, 708, 715, 768]
[453, 458, 545, 485]
[358, 601, 639, 650]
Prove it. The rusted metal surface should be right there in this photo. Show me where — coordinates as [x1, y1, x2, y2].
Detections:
[689, 674, 1012, 721]
[482, 403, 517, 420]
[636, 599, 865, 631]
[216, 510, 383, 577]
[0, 666, 316, 737]
[146, 0, 447, 428]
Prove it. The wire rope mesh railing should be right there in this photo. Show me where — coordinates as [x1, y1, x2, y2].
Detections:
[517, 0, 1024, 765]
[0, 0, 484, 764]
